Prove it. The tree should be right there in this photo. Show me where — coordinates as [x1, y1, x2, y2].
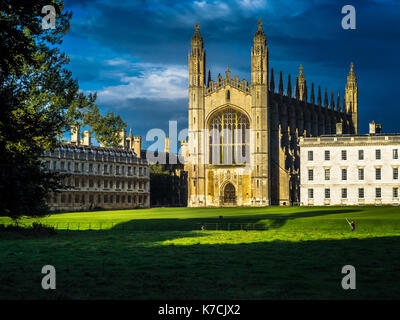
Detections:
[0, 0, 126, 221]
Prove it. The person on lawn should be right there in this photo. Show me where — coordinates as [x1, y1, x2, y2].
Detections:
[346, 218, 355, 231]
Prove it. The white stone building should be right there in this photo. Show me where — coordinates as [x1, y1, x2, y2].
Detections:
[299, 122, 400, 206]
[41, 128, 150, 211]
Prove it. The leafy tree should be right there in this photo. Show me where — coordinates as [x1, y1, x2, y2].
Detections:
[0, 0, 125, 221]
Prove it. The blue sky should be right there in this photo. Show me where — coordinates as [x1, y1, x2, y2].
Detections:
[61, 0, 400, 149]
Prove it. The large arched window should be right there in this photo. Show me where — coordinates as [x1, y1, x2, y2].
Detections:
[208, 108, 250, 164]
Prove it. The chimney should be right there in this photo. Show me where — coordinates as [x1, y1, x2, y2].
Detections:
[165, 137, 170, 153]
[132, 136, 142, 158]
[369, 121, 382, 135]
[119, 129, 126, 148]
[336, 122, 343, 135]
[82, 130, 91, 146]
[71, 125, 80, 145]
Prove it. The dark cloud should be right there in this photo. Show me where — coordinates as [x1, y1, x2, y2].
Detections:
[61, 0, 400, 135]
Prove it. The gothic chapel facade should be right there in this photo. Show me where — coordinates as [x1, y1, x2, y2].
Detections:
[187, 20, 358, 207]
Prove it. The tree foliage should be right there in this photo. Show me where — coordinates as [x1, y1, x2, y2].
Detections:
[0, 0, 125, 220]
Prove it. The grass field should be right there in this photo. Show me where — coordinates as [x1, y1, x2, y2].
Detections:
[0, 206, 400, 299]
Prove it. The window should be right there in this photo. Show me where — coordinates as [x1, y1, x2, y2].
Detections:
[376, 168, 381, 180]
[342, 188, 347, 199]
[104, 180, 108, 188]
[325, 169, 330, 181]
[208, 108, 250, 164]
[358, 150, 364, 160]
[308, 169, 314, 181]
[128, 167, 132, 175]
[341, 150, 347, 161]
[342, 169, 347, 181]
[116, 166, 120, 175]
[394, 149, 399, 160]
[81, 163, 84, 172]
[394, 188, 399, 198]
[325, 189, 330, 199]
[89, 180, 94, 188]
[97, 180, 101, 188]
[325, 150, 330, 161]
[376, 149, 381, 160]
[376, 188, 382, 198]
[104, 195, 108, 203]
[308, 151, 313, 161]
[75, 178, 80, 187]
[60, 162, 65, 170]
[308, 189, 314, 199]
[358, 188, 364, 199]
[89, 164, 93, 173]
[104, 164, 108, 174]
[393, 168, 399, 180]
[358, 168, 364, 180]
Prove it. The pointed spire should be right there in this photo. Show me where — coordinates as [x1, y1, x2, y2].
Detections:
[191, 22, 203, 48]
[303, 80, 307, 102]
[254, 19, 266, 44]
[279, 71, 284, 94]
[347, 62, 356, 82]
[337, 92, 341, 112]
[225, 65, 231, 79]
[324, 88, 329, 108]
[310, 83, 315, 104]
[295, 77, 300, 99]
[129, 128, 133, 138]
[295, 78, 302, 100]
[207, 70, 211, 87]
[297, 64, 306, 101]
[343, 94, 346, 112]
[330, 90, 335, 110]
[317, 85, 322, 106]
[287, 74, 292, 98]
[270, 68, 275, 92]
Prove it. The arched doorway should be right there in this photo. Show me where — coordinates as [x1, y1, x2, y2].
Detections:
[223, 183, 236, 204]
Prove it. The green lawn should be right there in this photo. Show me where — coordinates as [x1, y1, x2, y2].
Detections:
[0, 206, 400, 299]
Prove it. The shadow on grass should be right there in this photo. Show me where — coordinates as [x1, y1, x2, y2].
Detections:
[0, 233, 399, 299]
[109, 209, 362, 231]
